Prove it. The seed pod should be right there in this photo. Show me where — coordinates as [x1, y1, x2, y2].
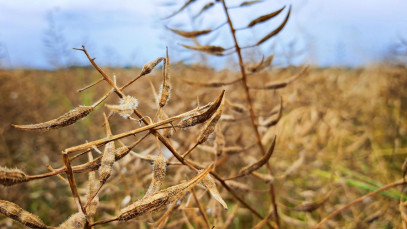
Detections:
[12, 106, 93, 132]
[239, 136, 276, 176]
[140, 57, 165, 76]
[195, 2, 215, 18]
[261, 66, 309, 90]
[158, 48, 171, 108]
[247, 55, 274, 73]
[105, 96, 138, 119]
[57, 212, 86, 229]
[252, 208, 273, 229]
[225, 99, 246, 113]
[180, 78, 239, 88]
[279, 150, 306, 179]
[164, 0, 196, 19]
[224, 180, 252, 192]
[252, 171, 274, 183]
[261, 96, 282, 127]
[248, 6, 285, 27]
[0, 167, 28, 186]
[223, 146, 246, 155]
[197, 101, 223, 144]
[181, 44, 225, 56]
[118, 164, 213, 221]
[145, 153, 167, 196]
[0, 200, 48, 229]
[201, 174, 228, 209]
[169, 28, 212, 38]
[86, 153, 99, 218]
[293, 191, 331, 212]
[256, 6, 291, 45]
[98, 113, 116, 183]
[158, 110, 173, 138]
[214, 124, 225, 156]
[240, 0, 263, 7]
[178, 90, 225, 128]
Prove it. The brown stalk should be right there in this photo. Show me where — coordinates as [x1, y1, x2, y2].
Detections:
[313, 179, 406, 228]
[191, 188, 211, 229]
[73, 46, 124, 98]
[78, 47, 275, 228]
[62, 151, 86, 214]
[179, 77, 241, 88]
[77, 77, 104, 92]
[220, 0, 280, 226]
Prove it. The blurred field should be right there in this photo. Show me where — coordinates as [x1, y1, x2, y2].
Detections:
[0, 63, 406, 228]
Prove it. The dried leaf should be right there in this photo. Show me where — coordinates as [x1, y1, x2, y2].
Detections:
[12, 106, 93, 132]
[248, 6, 285, 27]
[239, 136, 276, 175]
[256, 6, 291, 45]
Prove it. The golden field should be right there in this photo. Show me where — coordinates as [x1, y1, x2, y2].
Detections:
[0, 63, 406, 228]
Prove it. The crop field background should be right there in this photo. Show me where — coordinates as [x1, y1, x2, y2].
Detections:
[0, 1, 406, 229]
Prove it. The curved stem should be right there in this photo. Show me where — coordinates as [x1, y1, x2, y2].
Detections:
[220, 0, 280, 227]
[78, 46, 275, 229]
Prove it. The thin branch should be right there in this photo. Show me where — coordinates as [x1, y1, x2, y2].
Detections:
[77, 77, 104, 93]
[220, 0, 280, 227]
[313, 179, 406, 228]
[192, 188, 211, 229]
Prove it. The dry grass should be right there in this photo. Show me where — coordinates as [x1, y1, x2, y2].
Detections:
[0, 0, 406, 228]
[0, 62, 406, 228]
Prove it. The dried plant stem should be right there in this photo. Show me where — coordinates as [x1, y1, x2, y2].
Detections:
[137, 112, 274, 228]
[84, 183, 103, 209]
[191, 188, 211, 229]
[78, 77, 104, 92]
[78, 46, 274, 228]
[220, 0, 280, 227]
[73, 46, 124, 98]
[313, 179, 406, 229]
[62, 152, 86, 214]
[182, 142, 199, 159]
[90, 217, 118, 227]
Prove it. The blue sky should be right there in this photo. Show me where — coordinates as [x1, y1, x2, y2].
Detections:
[0, 0, 406, 69]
